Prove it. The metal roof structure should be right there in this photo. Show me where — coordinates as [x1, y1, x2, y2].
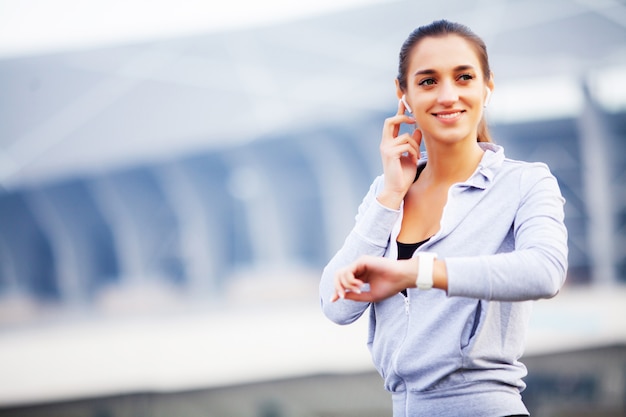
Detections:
[1, 0, 625, 189]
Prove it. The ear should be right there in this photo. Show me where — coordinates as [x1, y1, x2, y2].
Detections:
[484, 72, 495, 107]
[395, 78, 404, 100]
[486, 72, 495, 97]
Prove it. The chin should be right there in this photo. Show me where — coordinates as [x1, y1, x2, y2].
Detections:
[430, 130, 471, 144]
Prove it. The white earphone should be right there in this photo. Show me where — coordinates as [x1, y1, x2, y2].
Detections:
[484, 87, 492, 107]
[401, 94, 413, 114]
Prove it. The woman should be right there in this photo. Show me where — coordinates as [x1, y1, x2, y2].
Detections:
[319, 20, 568, 417]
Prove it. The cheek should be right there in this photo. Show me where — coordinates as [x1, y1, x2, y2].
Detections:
[409, 93, 434, 111]
[467, 87, 487, 105]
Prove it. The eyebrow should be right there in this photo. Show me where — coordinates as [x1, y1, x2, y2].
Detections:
[413, 65, 476, 77]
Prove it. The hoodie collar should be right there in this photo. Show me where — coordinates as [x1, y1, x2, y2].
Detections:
[463, 142, 505, 189]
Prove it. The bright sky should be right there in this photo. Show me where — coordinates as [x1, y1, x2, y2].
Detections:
[0, 0, 390, 58]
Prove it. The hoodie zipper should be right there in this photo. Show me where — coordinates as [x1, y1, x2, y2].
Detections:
[389, 291, 411, 387]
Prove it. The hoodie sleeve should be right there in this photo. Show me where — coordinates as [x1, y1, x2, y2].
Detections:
[445, 163, 568, 301]
[319, 175, 401, 325]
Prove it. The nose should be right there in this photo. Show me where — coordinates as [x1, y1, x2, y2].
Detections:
[437, 80, 458, 106]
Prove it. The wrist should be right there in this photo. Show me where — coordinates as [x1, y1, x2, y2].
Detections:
[432, 259, 448, 293]
[376, 190, 405, 210]
[403, 257, 420, 288]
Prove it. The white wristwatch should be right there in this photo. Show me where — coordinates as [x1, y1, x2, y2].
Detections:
[416, 252, 437, 290]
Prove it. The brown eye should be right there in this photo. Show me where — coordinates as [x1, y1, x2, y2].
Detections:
[419, 78, 436, 86]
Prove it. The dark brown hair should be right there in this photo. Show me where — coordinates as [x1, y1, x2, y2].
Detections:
[397, 20, 493, 142]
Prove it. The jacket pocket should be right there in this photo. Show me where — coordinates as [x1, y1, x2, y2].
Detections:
[460, 300, 482, 349]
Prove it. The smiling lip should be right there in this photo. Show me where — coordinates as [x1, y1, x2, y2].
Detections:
[433, 110, 465, 120]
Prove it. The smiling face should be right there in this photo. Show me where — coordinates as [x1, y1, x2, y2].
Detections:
[399, 34, 494, 146]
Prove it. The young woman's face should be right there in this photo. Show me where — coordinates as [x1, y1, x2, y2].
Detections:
[403, 34, 492, 145]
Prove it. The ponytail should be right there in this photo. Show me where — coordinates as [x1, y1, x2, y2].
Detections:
[477, 118, 492, 143]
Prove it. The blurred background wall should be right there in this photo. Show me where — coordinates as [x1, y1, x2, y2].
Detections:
[0, 0, 625, 416]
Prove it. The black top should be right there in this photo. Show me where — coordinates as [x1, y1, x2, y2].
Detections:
[397, 237, 430, 297]
[397, 238, 429, 261]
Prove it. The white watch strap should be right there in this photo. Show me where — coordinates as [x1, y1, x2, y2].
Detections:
[416, 252, 436, 290]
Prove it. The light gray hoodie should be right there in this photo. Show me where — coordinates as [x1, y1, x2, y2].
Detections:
[319, 143, 568, 417]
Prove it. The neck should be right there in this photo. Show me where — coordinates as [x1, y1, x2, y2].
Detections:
[422, 139, 485, 184]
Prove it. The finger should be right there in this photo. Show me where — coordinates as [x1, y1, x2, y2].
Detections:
[381, 132, 415, 156]
[386, 137, 419, 161]
[412, 127, 423, 149]
[394, 144, 418, 159]
[337, 268, 365, 293]
[394, 133, 418, 147]
[340, 273, 365, 294]
[383, 114, 415, 141]
[343, 291, 374, 303]
[331, 270, 351, 301]
[396, 98, 417, 127]
[333, 274, 346, 300]
[398, 132, 421, 155]
[397, 97, 406, 116]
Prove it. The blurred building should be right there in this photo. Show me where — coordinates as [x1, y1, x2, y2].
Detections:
[0, 0, 625, 415]
[1, 0, 625, 315]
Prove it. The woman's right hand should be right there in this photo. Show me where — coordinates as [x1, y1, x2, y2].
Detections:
[377, 99, 422, 209]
